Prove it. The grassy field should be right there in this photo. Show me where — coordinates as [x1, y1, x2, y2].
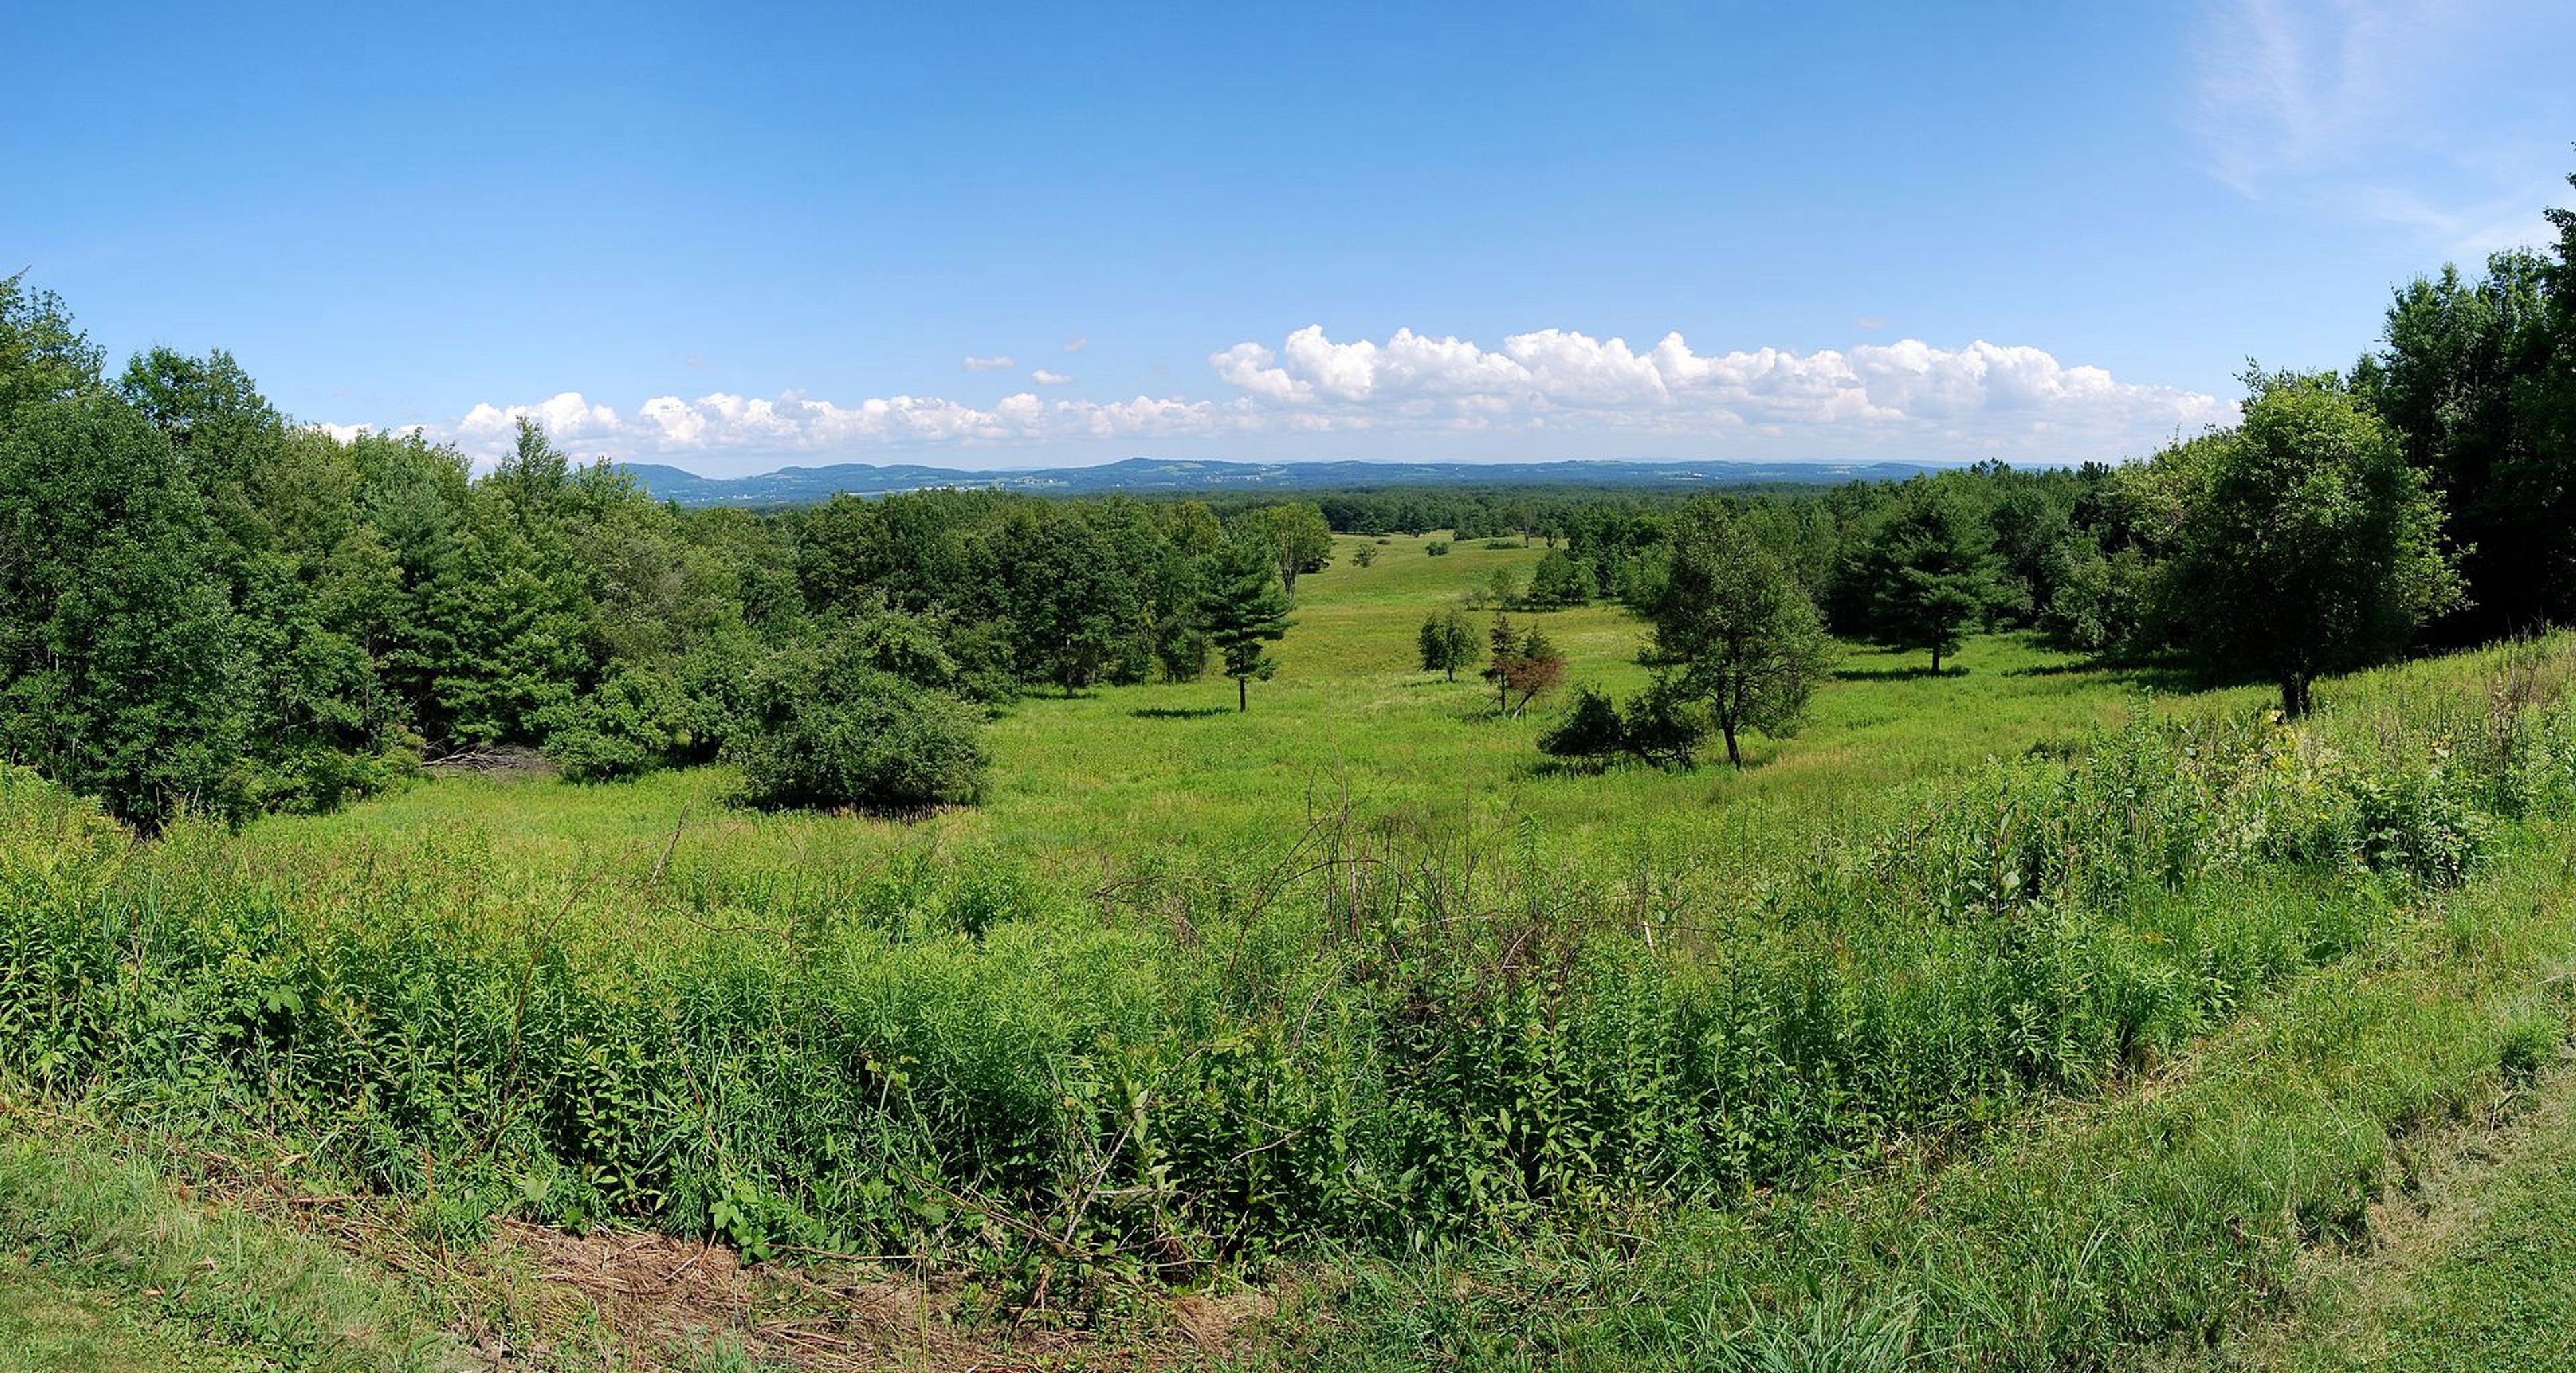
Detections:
[5, 530, 2574, 1372]
[272, 531, 2212, 900]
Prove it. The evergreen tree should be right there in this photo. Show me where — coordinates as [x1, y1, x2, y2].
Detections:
[1201, 531, 1291, 711]
[1864, 486, 2002, 672]
[1482, 614, 1566, 716]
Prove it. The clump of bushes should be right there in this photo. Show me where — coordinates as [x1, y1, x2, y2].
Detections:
[1538, 681, 1705, 768]
[726, 638, 989, 811]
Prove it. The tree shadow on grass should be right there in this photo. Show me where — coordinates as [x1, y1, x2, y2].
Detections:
[2003, 658, 2204, 693]
[1833, 664, 1970, 682]
[1132, 705, 1234, 720]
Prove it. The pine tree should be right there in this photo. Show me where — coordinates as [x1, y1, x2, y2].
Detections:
[1201, 531, 1291, 711]
[1865, 487, 2002, 672]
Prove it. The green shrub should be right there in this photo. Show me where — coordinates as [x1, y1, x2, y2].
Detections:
[1538, 686, 1627, 765]
[728, 661, 987, 812]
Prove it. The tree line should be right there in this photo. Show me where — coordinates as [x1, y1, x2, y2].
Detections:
[1527, 166, 2576, 768]
[5, 163, 2571, 817]
[0, 282, 1318, 827]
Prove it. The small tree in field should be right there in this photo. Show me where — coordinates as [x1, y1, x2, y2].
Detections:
[1201, 531, 1291, 711]
[2165, 370, 2462, 716]
[1863, 487, 2002, 672]
[1258, 502, 1334, 594]
[1417, 609, 1480, 681]
[1647, 508, 1834, 767]
[1539, 677, 1708, 770]
[1483, 614, 1566, 716]
[1524, 548, 1592, 607]
[1353, 544, 1378, 568]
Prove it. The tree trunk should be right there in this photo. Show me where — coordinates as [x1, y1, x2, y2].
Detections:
[1723, 722, 1741, 769]
[1238, 676, 1248, 713]
[1931, 644, 1943, 674]
[2280, 674, 2312, 718]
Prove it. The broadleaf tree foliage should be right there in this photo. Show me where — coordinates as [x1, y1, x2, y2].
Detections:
[1644, 501, 1833, 767]
[2159, 370, 2463, 717]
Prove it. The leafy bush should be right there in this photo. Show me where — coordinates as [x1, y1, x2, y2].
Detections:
[727, 646, 989, 811]
[1538, 681, 1708, 770]
[1538, 687, 1629, 768]
[730, 676, 987, 812]
[1521, 548, 1593, 608]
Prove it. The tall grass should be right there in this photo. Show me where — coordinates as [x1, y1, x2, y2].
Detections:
[5, 641, 2569, 1303]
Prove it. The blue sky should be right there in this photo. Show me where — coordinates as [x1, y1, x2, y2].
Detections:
[11, 0, 2572, 474]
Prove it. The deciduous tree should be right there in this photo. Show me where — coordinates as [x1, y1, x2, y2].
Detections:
[1646, 506, 1833, 767]
[2164, 370, 2463, 717]
[1417, 609, 1480, 680]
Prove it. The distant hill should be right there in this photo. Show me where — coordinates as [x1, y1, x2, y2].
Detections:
[616, 456, 1941, 507]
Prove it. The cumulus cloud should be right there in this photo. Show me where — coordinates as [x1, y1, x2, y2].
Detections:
[1203, 326, 2231, 451]
[959, 355, 1016, 371]
[336, 325, 2229, 469]
[314, 421, 425, 443]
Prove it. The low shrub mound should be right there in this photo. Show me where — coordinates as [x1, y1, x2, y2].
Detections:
[726, 648, 989, 813]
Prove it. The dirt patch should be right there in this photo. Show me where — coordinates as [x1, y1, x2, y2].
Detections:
[499, 1221, 753, 1358]
[494, 1219, 1288, 1371]
[423, 746, 556, 776]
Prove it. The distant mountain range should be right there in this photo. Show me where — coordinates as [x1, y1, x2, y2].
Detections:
[616, 456, 1941, 507]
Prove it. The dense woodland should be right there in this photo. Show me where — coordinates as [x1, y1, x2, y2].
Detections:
[2, 170, 2573, 830]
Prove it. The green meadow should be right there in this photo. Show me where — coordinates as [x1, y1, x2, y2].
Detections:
[279, 531, 2205, 891]
[7, 525, 2575, 1373]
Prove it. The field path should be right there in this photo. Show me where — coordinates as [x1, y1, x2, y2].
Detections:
[2229, 1040, 2576, 1370]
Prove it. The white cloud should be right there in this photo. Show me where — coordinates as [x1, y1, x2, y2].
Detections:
[960, 355, 1016, 371]
[1201, 326, 2231, 452]
[458, 391, 622, 444]
[1063, 336, 1087, 352]
[339, 325, 2229, 469]
[313, 421, 425, 443]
